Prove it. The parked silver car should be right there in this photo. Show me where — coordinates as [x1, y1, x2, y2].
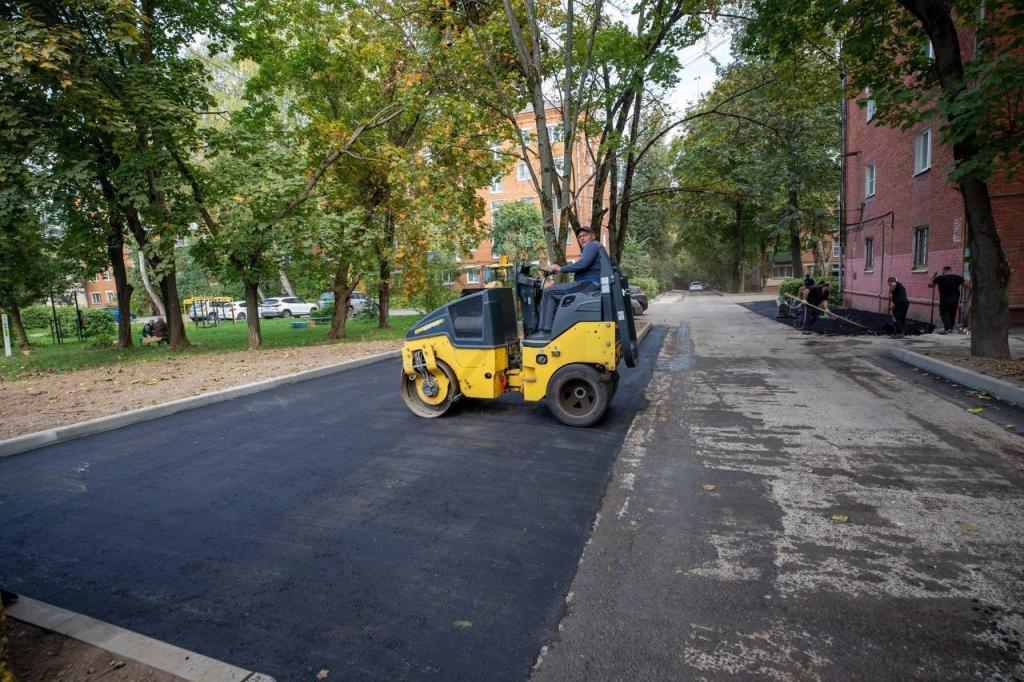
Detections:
[259, 297, 318, 319]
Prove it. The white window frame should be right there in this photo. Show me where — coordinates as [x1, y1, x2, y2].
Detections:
[547, 124, 563, 143]
[91, 292, 102, 304]
[490, 177, 503, 194]
[517, 162, 530, 181]
[554, 158, 565, 177]
[912, 227, 929, 269]
[101, 271, 111, 281]
[490, 142, 501, 160]
[925, 39, 935, 60]
[866, 98, 876, 122]
[914, 129, 932, 174]
[466, 268, 481, 284]
[520, 128, 531, 143]
[864, 237, 875, 271]
[865, 163, 876, 198]
[106, 291, 115, 303]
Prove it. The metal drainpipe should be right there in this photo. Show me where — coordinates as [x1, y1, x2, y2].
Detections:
[839, 69, 847, 297]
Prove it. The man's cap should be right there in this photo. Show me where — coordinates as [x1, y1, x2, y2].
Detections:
[576, 226, 595, 235]
[888, 277, 897, 282]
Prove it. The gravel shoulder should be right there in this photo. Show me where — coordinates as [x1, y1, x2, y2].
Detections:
[0, 339, 400, 440]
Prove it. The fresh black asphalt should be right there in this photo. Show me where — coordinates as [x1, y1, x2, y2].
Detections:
[0, 328, 664, 682]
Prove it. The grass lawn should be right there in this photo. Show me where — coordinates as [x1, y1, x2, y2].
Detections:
[0, 315, 419, 381]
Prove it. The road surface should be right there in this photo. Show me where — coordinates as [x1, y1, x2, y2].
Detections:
[0, 328, 664, 681]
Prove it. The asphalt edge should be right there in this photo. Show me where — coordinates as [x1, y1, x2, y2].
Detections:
[0, 349, 401, 459]
[891, 348, 1023, 406]
[5, 595, 275, 681]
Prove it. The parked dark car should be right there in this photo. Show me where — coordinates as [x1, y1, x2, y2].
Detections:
[99, 306, 137, 323]
[628, 286, 649, 314]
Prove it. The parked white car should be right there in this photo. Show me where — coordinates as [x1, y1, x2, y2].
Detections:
[688, 281, 704, 291]
[259, 297, 318, 319]
[217, 300, 249, 320]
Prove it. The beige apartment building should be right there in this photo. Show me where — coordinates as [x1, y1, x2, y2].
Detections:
[455, 107, 609, 287]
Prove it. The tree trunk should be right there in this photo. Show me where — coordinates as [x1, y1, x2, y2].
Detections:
[962, 177, 1010, 358]
[7, 301, 30, 349]
[244, 280, 262, 349]
[327, 263, 357, 340]
[107, 222, 134, 350]
[615, 88, 644, 260]
[378, 257, 391, 329]
[734, 202, 746, 293]
[813, 239, 826, 277]
[158, 270, 189, 351]
[606, 149, 619, 261]
[279, 270, 296, 297]
[137, 249, 165, 317]
[378, 210, 395, 329]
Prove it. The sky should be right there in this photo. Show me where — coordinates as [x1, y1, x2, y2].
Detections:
[665, 28, 735, 114]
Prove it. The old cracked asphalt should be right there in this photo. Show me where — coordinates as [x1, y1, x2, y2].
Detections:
[532, 292, 1024, 680]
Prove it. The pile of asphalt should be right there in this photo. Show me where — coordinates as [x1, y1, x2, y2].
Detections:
[742, 300, 934, 336]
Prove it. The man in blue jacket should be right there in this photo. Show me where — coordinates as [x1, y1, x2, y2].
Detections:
[539, 226, 605, 334]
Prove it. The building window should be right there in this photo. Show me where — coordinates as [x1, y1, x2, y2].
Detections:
[864, 237, 874, 270]
[772, 264, 794, 279]
[175, 237, 189, 248]
[925, 39, 934, 60]
[519, 196, 535, 205]
[106, 291, 115, 303]
[914, 129, 932, 174]
[517, 163, 530, 181]
[91, 274, 99, 282]
[101, 271, 111, 281]
[91, 292, 102, 304]
[466, 268, 480, 284]
[912, 227, 929, 269]
[490, 143, 501, 160]
[490, 178, 503, 193]
[520, 128, 532, 143]
[866, 98, 876, 122]
[547, 123, 563, 143]
[554, 158, 565, 177]
[441, 270, 454, 285]
[864, 163, 876, 198]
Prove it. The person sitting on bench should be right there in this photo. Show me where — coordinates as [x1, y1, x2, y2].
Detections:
[539, 226, 604, 334]
[141, 317, 169, 346]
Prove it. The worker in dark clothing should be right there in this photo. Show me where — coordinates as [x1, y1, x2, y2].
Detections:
[539, 226, 604, 334]
[151, 317, 169, 343]
[888, 277, 910, 337]
[929, 266, 969, 334]
[801, 281, 831, 332]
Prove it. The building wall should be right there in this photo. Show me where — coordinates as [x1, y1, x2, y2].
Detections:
[456, 108, 606, 287]
[842, 85, 1024, 324]
[84, 270, 118, 307]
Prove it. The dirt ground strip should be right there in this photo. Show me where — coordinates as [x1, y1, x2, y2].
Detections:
[921, 348, 1024, 389]
[4, 616, 180, 682]
[0, 340, 400, 440]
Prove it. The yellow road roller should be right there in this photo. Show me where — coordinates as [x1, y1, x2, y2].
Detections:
[400, 252, 638, 427]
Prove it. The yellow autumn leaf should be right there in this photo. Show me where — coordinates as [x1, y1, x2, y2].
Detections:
[967, 407, 984, 414]
[831, 514, 849, 523]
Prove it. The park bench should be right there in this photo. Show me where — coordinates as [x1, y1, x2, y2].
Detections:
[139, 334, 167, 347]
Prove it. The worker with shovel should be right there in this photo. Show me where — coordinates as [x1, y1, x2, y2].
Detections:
[801, 280, 831, 333]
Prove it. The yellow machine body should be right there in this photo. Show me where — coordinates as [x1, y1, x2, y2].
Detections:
[401, 321, 620, 403]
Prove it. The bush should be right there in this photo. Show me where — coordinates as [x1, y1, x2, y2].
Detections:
[20, 305, 66, 329]
[88, 334, 115, 349]
[779, 275, 841, 307]
[80, 308, 116, 337]
[630, 276, 659, 298]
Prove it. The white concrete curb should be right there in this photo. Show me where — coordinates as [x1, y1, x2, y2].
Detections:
[0, 350, 401, 459]
[891, 348, 1024, 406]
[5, 595, 275, 681]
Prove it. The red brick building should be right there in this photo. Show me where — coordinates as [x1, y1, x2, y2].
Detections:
[841, 52, 1024, 324]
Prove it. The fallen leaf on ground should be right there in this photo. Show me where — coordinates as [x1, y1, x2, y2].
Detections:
[831, 514, 849, 523]
[316, 669, 330, 679]
[452, 620, 473, 629]
[967, 407, 984, 414]
[960, 521, 980, 533]
[702, 484, 717, 491]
